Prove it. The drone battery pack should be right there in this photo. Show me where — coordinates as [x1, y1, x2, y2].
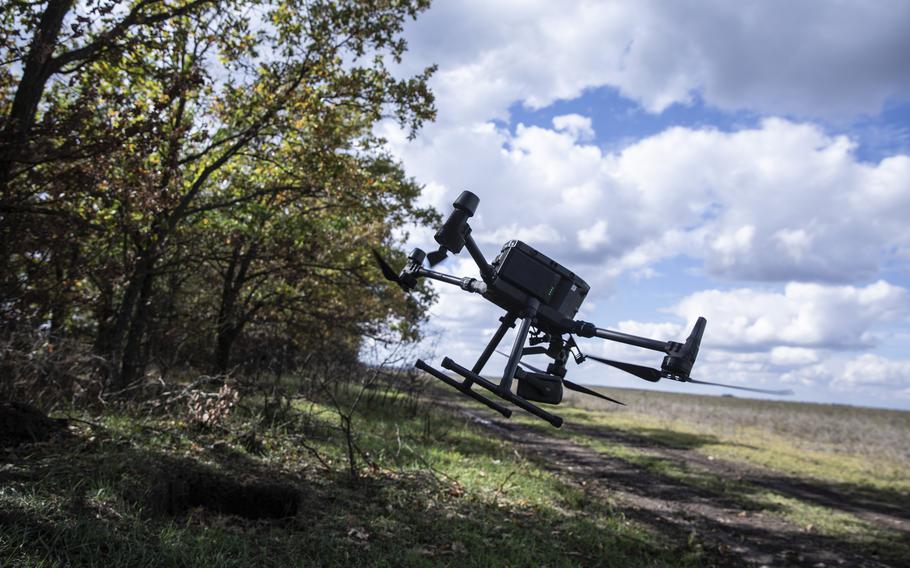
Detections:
[491, 240, 590, 319]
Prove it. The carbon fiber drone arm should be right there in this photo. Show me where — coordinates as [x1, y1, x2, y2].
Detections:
[574, 317, 708, 380]
[417, 265, 488, 294]
[398, 247, 487, 293]
[573, 321, 670, 352]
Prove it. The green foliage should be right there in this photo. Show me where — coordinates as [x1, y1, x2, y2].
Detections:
[0, 0, 439, 394]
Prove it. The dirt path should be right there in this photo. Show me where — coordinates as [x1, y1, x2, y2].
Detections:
[437, 396, 906, 567]
[565, 420, 910, 535]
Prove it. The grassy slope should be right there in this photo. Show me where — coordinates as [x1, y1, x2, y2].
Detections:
[558, 388, 910, 493]
[2, 382, 908, 567]
[512, 388, 910, 563]
[0, 387, 699, 567]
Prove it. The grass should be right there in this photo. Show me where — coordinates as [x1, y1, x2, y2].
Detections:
[3, 378, 909, 566]
[555, 389, 910, 494]
[563, 387, 910, 463]
[0, 383, 701, 567]
[505, 388, 910, 564]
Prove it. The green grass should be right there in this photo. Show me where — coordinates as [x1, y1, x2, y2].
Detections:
[5, 379, 909, 566]
[554, 393, 910, 494]
[508, 393, 910, 564]
[0, 386, 701, 567]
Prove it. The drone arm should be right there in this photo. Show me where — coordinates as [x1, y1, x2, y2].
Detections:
[464, 232, 495, 282]
[574, 321, 669, 352]
[592, 327, 669, 352]
[575, 317, 708, 380]
[416, 266, 488, 294]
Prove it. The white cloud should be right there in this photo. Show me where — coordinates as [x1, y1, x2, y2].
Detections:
[673, 281, 909, 350]
[770, 347, 819, 366]
[836, 354, 910, 389]
[781, 354, 910, 391]
[577, 220, 609, 252]
[385, 117, 910, 284]
[477, 223, 564, 246]
[382, 1, 910, 407]
[616, 320, 684, 342]
[552, 114, 595, 142]
[402, 0, 910, 123]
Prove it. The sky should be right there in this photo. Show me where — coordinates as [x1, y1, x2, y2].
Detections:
[376, 0, 910, 410]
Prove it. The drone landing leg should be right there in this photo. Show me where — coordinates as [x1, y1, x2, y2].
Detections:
[470, 313, 518, 376]
[441, 357, 563, 427]
[499, 298, 539, 393]
[416, 359, 513, 418]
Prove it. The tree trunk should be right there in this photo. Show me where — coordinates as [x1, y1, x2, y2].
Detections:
[0, 0, 73, 187]
[212, 242, 257, 374]
[49, 242, 79, 337]
[0, 0, 73, 307]
[119, 266, 155, 387]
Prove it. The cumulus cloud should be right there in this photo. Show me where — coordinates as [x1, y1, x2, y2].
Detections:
[552, 114, 595, 142]
[595, 283, 910, 393]
[781, 354, 910, 391]
[402, 0, 910, 123]
[672, 281, 909, 350]
[383, 117, 910, 284]
[382, 1, 910, 406]
[476, 223, 564, 246]
[769, 347, 820, 367]
[577, 220, 609, 252]
[837, 354, 910, 389]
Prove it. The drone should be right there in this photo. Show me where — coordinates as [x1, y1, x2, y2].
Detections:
[374, 191, 791, 427]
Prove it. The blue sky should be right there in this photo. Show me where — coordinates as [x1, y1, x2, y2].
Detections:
[377, 0, 910, 410]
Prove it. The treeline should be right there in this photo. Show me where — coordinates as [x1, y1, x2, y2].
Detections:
[0, 0, 438, 402]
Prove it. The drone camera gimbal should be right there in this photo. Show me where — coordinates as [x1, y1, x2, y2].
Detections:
[374, 191, 792, 427]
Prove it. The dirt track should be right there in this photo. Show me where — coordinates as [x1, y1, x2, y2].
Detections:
[441, 397, 909, 568]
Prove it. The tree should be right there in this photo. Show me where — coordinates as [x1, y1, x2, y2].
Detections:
[0, 1, 438, 397]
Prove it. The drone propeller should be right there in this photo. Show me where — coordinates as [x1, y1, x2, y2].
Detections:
[581, 352, 792, 395]
[583, 355, 661, 382]
[495, 349, 546, 373]
[562, 379, 625, 405]
[426, 246, 448, 266]
[495, 350, 625, 405]
[371, 249, 410, 292]
[683, 377, 794, 396]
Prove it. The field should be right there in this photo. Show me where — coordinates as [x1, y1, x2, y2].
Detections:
[2, 379, 909, 567]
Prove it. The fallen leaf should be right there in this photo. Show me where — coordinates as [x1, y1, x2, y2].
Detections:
[347, 527, 369, 541]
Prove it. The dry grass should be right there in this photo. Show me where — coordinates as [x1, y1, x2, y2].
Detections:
[564, 387, 910, 463]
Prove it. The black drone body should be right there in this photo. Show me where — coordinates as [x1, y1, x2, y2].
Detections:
[374, 191, 790, 427]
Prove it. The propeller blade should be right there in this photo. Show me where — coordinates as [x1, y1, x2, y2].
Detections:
[686, 377, 793, 396]
[495, 350, 546, 373]
[583, 355, 662, 383]
[371, 249, 409, 292]
[372, 249, 399, 281]
[563, 379, 625, 405]
[427, 247, 448, 266]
